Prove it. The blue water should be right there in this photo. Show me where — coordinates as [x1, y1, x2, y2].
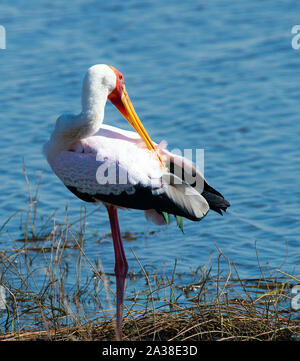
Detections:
[0, 0, 300, 321]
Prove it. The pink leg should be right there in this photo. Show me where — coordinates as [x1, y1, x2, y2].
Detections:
[106, 205, 128, 340]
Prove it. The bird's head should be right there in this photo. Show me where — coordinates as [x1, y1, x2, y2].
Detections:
[86, 64, 164, 166]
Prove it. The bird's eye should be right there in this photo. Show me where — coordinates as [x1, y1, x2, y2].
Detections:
[119, 74, 123, 80]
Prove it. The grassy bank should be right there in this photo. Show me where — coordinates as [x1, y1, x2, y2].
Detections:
[0, 173, 299, 341]
[0, 265, 299, 341]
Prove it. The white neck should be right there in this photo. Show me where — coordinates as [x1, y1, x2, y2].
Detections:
[45, 64, 116, 163]
[80, 69, 109, 127]
[45, 77, 109, 162]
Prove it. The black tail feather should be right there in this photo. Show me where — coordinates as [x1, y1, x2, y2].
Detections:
[167, 156, 230, 216]
[202, 180, 230, 215]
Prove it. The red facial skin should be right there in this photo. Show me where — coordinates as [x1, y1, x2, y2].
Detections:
[107, 66, 127, 117]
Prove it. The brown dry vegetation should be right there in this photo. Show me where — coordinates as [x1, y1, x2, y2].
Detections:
[0, 171, 299, 341]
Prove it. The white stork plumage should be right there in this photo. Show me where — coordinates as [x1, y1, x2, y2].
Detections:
[44, 64, 230, 339]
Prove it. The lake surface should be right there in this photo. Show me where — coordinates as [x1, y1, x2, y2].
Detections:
[0, 0, 299, 325]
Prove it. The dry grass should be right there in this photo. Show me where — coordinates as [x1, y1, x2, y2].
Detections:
[1, 307, 298, 341]
[0, 169, 299, 341]
[0, 281, 299, 341]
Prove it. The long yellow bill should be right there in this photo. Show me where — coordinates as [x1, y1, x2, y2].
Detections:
[108, 66, 165, 169]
